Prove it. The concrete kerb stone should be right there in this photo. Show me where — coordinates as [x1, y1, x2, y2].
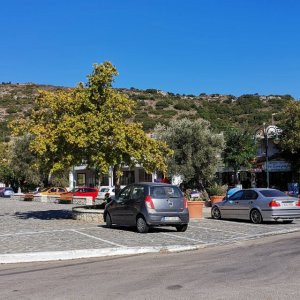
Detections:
[0, 244, 207, 264]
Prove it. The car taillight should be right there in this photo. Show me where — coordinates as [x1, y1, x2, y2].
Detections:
[269, 200, 281, 207]
[184, 197, 188, 209]
[145, 195, 155, 209]
[296, 200, 300, 207]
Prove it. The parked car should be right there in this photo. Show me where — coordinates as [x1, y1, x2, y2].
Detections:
[0, 187, 14, 197]
[61, 187, 99, 201]
[38, 187, 68, 196]
[24, 187, 67, 200]
[211, 188, 300, 224]
[104, 183, 189, 233]
[98, 186, 115, 200]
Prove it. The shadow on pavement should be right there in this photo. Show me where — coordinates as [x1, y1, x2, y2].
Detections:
[14, 210, 73, 220]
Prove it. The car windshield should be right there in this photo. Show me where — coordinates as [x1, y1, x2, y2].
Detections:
[150, 186, 182, 198]
[259, 189, 288, 197]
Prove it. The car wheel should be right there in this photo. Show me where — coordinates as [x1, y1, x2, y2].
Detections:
[250, 209, 263, 224]
[136, 216, 149, 233]
[106, 213, 112, 228]
[283, 220, 293, 224]
[176, 224, 188, 232]
[211, 206, 221, 220]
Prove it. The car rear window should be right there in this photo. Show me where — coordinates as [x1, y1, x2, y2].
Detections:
[150, 186, 182, 198]
[100, 188, 109, 192]
[259, 190, 288, 197]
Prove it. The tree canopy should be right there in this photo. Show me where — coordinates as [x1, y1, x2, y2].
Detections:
[222, 128, 256, 183]
[154, 118, 224, 190]
[278, 101, 300, 164]
[10, 61, 172, 183]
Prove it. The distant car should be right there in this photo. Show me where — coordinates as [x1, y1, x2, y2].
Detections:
[0, 187, 14, 197]
[104, 183, 189, 233]
[61, 187, 99, 201]
[98, 186, 115, 200]
[211, 188, 300, 224]
[24, 187, 68, 200]
[38, 187, 68, 196]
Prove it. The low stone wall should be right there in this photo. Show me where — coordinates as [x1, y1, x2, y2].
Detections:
[94, 198, 105, 206]
[72, 196, 93, 205]
[33, 195, 60, 203]
[72, 206, 104, 223]
[12, 194, 25, 201]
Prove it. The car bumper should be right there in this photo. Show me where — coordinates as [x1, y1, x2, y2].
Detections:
[146, 212, 189, 226]
[261, 208, 300, 221]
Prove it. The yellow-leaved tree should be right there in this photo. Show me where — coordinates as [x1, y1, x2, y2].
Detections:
[10, 61, 172, 188]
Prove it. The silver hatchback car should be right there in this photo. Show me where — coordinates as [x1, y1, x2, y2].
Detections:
[211, 188, 300, 224]
[104, 183, 189, 233]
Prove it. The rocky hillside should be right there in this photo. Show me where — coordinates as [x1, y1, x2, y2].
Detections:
[0, 82, 294, 142]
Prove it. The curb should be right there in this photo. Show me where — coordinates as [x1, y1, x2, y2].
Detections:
[0, 245, 207, 264]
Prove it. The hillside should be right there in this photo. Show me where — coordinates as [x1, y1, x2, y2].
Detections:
[0, 82, 294, 142]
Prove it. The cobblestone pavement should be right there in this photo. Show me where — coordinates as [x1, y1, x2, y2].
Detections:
[1, 198, 300, 262]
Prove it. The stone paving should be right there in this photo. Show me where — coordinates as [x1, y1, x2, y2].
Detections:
[1, 198, 300, 258]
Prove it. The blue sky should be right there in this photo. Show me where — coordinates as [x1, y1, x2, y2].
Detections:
[1, 0, 300, 98]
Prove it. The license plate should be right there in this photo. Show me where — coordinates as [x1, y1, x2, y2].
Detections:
[164, 217, 180, 221]
[282, 203, 294, 207]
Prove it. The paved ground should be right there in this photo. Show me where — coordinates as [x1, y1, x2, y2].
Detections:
[1, 198, 300, 263]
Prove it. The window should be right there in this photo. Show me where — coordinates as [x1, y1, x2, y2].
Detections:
[77, 173, 86, 186]
[229, 191, 243, 200]
[150, 186, 181, 198]
[118, 186, 131, 201]
[260, 190, 287, 197]
[131, 186, 144, 200]
[243, 190, 258, 200]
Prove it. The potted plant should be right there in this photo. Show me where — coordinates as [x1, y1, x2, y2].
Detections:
[185, 189, 208, 219]
[208, 183, 228, 205]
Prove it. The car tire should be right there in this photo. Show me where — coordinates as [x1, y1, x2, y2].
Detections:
[250, 209, 263, 224]
[283, 220, 293, 224]
[176, 224, 188, 232]
[106, 213, 112, 228]
[211, 206, 222, 220]
[136, 216, 149, 233]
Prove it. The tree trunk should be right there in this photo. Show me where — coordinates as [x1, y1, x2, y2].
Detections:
[113, 165, 121, 196]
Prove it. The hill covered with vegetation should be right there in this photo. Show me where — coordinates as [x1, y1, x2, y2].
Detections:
[0, 82, 294, 142]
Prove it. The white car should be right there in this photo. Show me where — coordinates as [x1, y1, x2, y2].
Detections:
[98, 187, 115, 200]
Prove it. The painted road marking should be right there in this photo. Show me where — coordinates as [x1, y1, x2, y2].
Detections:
[188, 224, 250, 235]
[71, 230, 125, 247]
[162, 232, 206, 243]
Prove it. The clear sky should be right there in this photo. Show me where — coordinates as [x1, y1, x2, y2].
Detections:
[1, 0, 300, 98]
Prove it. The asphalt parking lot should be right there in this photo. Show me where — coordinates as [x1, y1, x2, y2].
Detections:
[1, 198, 300, 263]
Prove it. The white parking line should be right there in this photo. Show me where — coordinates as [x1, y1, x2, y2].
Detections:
[71, 230, 125, 247]
[188, 224, 249, 236]
[162, 232, 206, 243]
[0, 228, 95, 237]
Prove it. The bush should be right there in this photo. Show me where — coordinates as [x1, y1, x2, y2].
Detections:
[207, 183, 228, 196]
[155, 100, 169, 109]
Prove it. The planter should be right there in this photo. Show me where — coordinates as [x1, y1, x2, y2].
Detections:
[210, 195, 225, 205]
[187, 201, 204, 219]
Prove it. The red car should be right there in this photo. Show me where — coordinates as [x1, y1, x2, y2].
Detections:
[61, 187, 99, 201]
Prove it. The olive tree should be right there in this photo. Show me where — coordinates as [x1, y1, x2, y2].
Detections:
[154, 118, 224, 190]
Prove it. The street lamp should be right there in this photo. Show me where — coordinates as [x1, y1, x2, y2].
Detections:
[255, 123, 280, 188]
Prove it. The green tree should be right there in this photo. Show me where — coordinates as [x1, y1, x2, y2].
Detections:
[223, 128, 256, 184]
[154, 118, 224, 190]
[278, 101, 300, 171]
[11, 61, 172, 188]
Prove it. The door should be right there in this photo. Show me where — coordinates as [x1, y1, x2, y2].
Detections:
[239, 190, 258, 219]
[221, 190, 244, 219]
[110, 186, 132, 225]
